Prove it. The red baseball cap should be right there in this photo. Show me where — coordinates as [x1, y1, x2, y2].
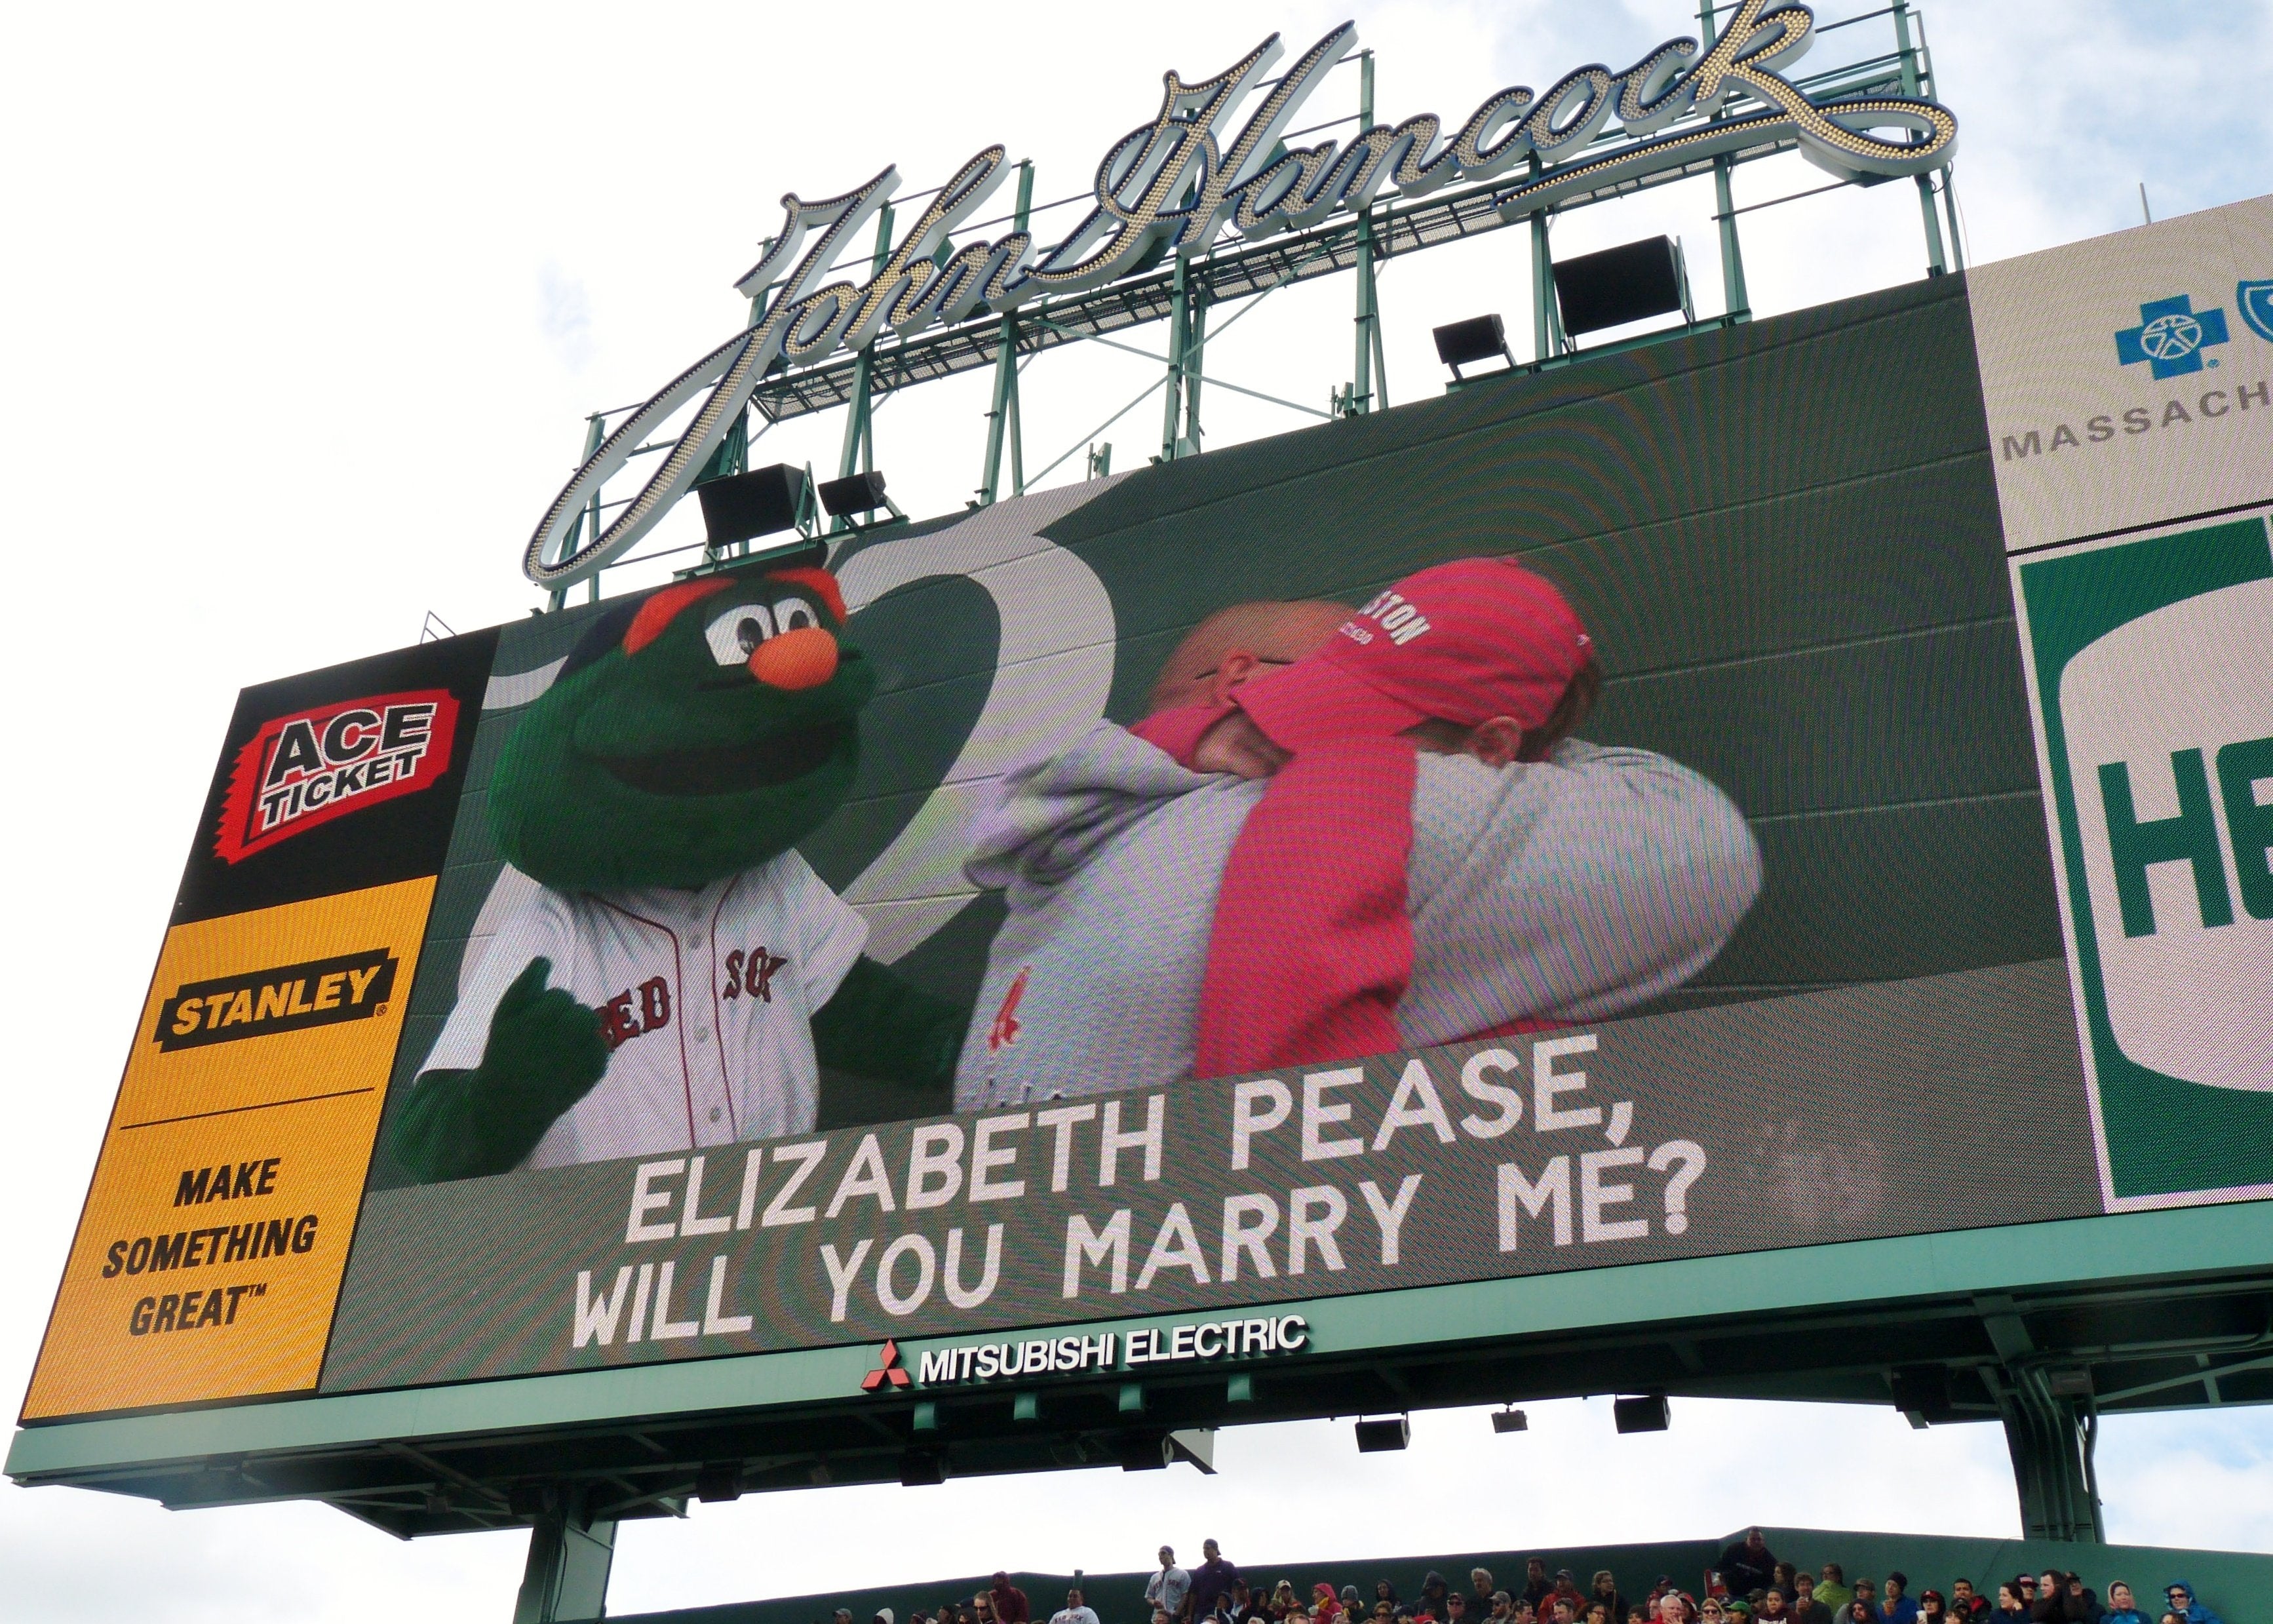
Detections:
[1236, 557, 1591, 748]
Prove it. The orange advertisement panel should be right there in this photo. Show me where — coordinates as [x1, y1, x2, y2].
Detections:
[23, 877, 435, 1419]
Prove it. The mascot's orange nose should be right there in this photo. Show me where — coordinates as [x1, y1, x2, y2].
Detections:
[748, 626, 839, 690]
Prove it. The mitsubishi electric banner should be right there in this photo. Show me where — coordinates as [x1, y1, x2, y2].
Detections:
[25, 193, 2273, 1422]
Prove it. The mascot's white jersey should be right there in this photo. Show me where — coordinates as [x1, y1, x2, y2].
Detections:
[423, 853, 866, 1168]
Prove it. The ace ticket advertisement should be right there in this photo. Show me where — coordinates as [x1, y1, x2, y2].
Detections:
[24, 199, 2273, 1427]
[21, 634, 495, 1420]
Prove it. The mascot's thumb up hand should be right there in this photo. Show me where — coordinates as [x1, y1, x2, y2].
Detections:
[475, 957, 610, 1120]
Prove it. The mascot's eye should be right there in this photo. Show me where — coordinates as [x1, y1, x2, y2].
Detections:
[773, 597, 821, 632]
[704, 603, 777, 665]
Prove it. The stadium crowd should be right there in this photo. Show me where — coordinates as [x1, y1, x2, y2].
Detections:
[840, 1535, 2225, 1624]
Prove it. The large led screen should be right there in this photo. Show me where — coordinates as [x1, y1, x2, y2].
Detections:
[24, 195, 2273, 1423]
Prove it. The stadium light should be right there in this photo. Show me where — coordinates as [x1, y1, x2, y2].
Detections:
[1551, 237, 1692, 339]
[1490, 1407, 1529, 1435]
[1353, 1415, 1411, 1452]
[1612, 1393, 1669, 1433]
[819, 468, 892, 518]
[1432, 314, 1515, 382]
[696, 463, 809, 550]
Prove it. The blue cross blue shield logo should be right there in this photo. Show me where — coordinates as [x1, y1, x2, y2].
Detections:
[2239, 280, 2273, 343]
[2115, 294, 2229, 379]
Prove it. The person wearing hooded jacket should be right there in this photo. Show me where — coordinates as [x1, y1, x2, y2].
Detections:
[953, 564, 1760, 1108]
[2158, 1583, 2219, 1624]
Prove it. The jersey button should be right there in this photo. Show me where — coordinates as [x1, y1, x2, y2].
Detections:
[708, 1106, 722, 1123]
[690, 934, 706, 949]
[694, 1026, 712, 1043]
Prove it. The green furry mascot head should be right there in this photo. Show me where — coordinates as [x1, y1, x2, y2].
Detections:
[489, 560, 874, 890]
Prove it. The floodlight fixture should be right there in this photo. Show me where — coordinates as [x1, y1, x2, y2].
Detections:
[1552, 237, 1692, 339]
[819, 468, 891, 518]
[1433, 314, 1515, 381]
[697, 463, 809, 549]
[1491, 1408, 1530, 1435]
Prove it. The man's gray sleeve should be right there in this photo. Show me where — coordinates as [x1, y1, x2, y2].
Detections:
[1399, 740, 1763, 1043]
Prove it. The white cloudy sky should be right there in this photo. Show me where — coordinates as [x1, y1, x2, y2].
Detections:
[3, 1, 2272, 1619]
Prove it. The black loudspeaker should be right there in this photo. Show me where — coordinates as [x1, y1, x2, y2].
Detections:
[697, 463, 808, 548]
[819, 468, 889, 517]
[1433, 313, 1511, 371]
[1890, 1364, 1958, 1423]
[692, 1463, 743, 1503]
[1612, 1392, 1670, 1433]
[1553, 237, 1685, 337]
[1353, 1416, 1411, 1452]
[898, 1448, 947, 1486]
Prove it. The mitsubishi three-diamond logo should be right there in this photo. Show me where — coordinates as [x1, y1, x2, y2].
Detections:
[2115, 294, 2230, 379]
[861, 1338, 912, 1391]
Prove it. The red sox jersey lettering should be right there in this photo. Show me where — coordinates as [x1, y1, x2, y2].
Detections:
[423, 853, 865, 1168]
[721, 946, 788, 1003]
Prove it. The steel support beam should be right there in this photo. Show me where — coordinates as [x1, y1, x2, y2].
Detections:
[1995, 1370, 2103, 1544]
[514, 1499, 616, 1623]
[977, 162, 1034, 505]
[834, 205, 895, 524]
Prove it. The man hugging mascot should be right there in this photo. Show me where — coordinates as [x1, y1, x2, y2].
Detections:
[391, 556, 967, 1182]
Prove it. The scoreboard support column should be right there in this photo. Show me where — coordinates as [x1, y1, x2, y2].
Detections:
[514, 1498, 617, 1624]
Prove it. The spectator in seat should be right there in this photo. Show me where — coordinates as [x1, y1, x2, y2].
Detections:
[1344, 1591, 1365, 1621]
[1791, 1575, 1831, 1624]
[1759, 1593, 1791, 1624]
[1992, 1586, 2029, 1623]
[2160, 1585, 2218, 1624]
[1882, 1575, 1920, 1624]
[1848, 1579, 1880, 1624]
[1492, 1596, 1515, 1623]
[1816, 1572, 1854, 1617]
[1549, 1602, 1578, 1624]
[1422, 1576, 1456, 1619]
[1949, 1583, 1987, 1622]
[2099, 1585, 2148, 1624]
[1444, 1596, 1471, 1624]
[1918, 1592, 1946, 1624]
[1190, 1544, 1241, 1622]
[1591, 1574, 1627, 1624]
[1146, 1552, 1192, 1624]
[1471, 1576, 1500, 1616]
[1523, 1565, 1555, 1613]
[992, 1575, 1031, 1624]
[1720, 1533, 1779, 1598]
[977, 1595, 998, 1624]
[1051, 1591, 1100, 1624]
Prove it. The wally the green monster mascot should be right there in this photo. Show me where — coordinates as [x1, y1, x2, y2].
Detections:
[391, 562, 967, 1182]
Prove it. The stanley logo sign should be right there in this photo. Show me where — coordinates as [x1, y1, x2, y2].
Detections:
[153, 948, 398, 1052]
